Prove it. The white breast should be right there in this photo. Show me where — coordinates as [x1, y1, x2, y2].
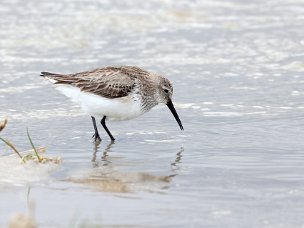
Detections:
[55, 84, 144, 121]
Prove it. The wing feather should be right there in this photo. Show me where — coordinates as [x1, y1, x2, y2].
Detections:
[41, 66, 149, 98]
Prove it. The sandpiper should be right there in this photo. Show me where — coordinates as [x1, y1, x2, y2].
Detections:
[41, 66, 183, 142]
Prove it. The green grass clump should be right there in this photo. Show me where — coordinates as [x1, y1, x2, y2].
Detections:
[0, 119, 60, 164]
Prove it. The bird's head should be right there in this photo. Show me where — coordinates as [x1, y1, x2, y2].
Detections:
[157, 77, 184, 131]
[157, 77, 173, 104]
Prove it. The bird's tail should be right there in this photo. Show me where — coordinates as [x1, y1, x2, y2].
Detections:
[40, 72, 62, 77]
[40, 72, 62, 83]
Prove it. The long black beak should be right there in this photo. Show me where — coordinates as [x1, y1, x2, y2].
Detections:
[166, 99, 184, 130]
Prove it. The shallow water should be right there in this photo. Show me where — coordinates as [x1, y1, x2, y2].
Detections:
[1, 0, 304, 227]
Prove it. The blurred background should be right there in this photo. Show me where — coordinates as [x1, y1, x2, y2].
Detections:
[0, 0, 304, 227]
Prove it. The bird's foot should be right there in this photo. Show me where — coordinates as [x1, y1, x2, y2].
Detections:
[92, 133, 101, 143]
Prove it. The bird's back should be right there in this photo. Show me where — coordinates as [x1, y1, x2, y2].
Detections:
[41, 66, 156, 99]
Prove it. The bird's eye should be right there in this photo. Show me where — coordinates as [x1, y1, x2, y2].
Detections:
[164, 89, 169, 93]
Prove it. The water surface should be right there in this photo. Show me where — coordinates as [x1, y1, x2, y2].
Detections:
[1, 0, 304, 227]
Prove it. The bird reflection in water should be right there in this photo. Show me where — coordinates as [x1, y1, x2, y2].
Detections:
[91, 141, 114, 167]
[171, 147, 183, 173]
[72, 143, 184, 193]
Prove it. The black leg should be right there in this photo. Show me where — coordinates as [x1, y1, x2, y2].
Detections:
[100, 116, 115, 142]
[91, 116, 101, 142]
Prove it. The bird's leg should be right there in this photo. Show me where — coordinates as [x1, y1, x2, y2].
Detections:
[100, 116, 115, 142]
[91, 116, 101, 142]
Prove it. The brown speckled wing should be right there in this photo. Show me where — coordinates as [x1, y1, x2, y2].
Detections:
[41, 66, 150, 98]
